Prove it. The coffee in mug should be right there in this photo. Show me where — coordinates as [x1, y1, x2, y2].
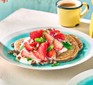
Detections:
[58, 2, 76, 8]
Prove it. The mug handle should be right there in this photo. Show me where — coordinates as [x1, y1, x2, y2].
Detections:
[80, 2, 89, 18]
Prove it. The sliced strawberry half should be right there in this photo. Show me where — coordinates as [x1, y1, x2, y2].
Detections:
[44, 32, 54, 44]
[30, 42, 38, 47]
[33, 42, 48, 60]
[49, 29, 60, 36]
[47, 49, 56, 58]
[30, 30, 43, 40]
[54, 33, 65, 40]
[33, 52, 45, 60]
[54, 39, 63, 51]
[21, 50, 36, 59]
[24, 42, 34, 51]
[38, 42, 48, 57]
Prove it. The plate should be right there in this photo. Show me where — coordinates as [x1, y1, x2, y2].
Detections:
[67, 69, 93, 85]
[0, 27, 93, 70]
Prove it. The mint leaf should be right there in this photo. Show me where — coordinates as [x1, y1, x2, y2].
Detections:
[35, 37, 45, 43]
[27, 58, 32, 61]
[47, 45, 54, 52]
[51, 62, 60, 67]
[20, 45, 24, 51]
[62, 42, 72, 50]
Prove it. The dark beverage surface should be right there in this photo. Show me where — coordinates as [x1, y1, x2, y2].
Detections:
[59, 3, 76, 8]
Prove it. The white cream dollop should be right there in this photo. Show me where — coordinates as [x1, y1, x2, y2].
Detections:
[58, 47, 68, 55]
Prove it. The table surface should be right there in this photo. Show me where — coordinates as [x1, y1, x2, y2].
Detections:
[0, 8, 93, 85]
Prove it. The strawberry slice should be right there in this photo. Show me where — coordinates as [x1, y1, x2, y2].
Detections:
[44, 32, 54, 44]
[24, 42, 34, 51]
[38, 42, 48, 57]
[49, 29, 60, 36]
[33, 42, 48, 60]
[54, 39, 63, 50]
[47, 49, 56, 58]
[54, 33, 65, 40]
[30, 42, 38, 47]
[21, 50, 36, 59]
[33, 52, 45, 60]
[30, 30, 43, 39]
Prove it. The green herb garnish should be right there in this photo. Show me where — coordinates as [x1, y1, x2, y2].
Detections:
[62, 42, 72, 50]
[47, 45, 54, 52]
[35, 37, 45, 43]
[27, 58, 32, 61]
[20, 45, 24, 51]
[51, 62, 60, 67]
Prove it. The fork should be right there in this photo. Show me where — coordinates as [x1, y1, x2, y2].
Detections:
[0, 42, 10, 57]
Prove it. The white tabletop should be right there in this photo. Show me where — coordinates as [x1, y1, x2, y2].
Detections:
[0, 8, 93, 85]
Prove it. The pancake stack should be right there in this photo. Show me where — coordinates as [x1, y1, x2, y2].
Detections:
[13, 34, 83, 62]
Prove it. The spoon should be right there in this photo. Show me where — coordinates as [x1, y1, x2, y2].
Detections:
[0, 42, 10, 57]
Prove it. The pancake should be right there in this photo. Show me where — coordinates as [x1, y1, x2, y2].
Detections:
[56, 34, 82, 61]
[14, 38, 25, 51]
[70, 34, 83, 50]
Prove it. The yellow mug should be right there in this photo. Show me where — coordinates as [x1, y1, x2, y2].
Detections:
[56, 0, 89, 27]
[89, 0, 93, 37]
[92, 0, 93, 4]
[89, 14, 93, 38]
